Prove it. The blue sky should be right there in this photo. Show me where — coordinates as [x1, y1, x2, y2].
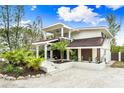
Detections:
[23, 5, 124, 45]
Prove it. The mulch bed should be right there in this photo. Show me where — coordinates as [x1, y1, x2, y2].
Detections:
[0, 62, 46, 78]
[111, 61, 124, 68]
[52, 59, 71, 64]
[1, 69, 46, 78]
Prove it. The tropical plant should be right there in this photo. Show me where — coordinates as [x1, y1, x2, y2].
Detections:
[51, 40, 69, 62]
[25, 57, 44, 70]
[14, 67, 23, 76]
[3, 64, 14, 73]
[1, 48, 33, 65]
[106, 14, 121, 45]
[70, 50, 78, 61]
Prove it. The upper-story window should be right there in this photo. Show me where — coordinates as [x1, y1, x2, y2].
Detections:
[101, 32, 106, 38]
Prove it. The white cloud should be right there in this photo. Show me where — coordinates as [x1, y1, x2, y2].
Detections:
[106, 5, 123, 10]
[57, 5, 105, 25]
[31, 5, 37, 11]
[21, 20, 31, 26]
[96, 5, 101, 8]
[21, 20, 31, 24]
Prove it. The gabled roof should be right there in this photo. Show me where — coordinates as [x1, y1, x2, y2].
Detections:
[68, 37, 104, 47]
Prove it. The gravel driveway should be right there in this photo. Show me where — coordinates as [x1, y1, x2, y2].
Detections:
[1, 67, 124, 88]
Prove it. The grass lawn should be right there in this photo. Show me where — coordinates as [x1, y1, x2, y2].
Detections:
[111, 61, 124, 68]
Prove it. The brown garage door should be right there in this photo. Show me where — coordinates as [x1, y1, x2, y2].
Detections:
[82, 49, 92, 61]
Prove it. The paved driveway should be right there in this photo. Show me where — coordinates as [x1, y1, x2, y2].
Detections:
[1, 67, 124, 88]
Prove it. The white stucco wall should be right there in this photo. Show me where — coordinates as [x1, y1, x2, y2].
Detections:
[101, 39, 111, 63]
[100, 48, 111, 63]
[72, 30, 101, 39]
[102, 39, 111, 49]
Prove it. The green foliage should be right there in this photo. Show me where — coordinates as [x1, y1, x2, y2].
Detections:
[3, 64, 14, 73]
[51, 40, 69, 60]
[2, 64, 23, 76]
[1, 48, 33, 65]
[1, 48, 44, 72]
[106, 14, 121, 45]
[25, 57, 44, 70]
[70, 50, 78, 61]
[14, 67, 23, 76]
[111, 45, 124, 53]
[111, 45, 120, 53]
[51, 40, 69, 51]
[119, 46, 124, 53]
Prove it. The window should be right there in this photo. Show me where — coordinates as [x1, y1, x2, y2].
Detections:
[101, 32, 106, 38]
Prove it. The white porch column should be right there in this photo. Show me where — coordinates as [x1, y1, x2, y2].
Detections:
[92, 48, 97, 62]
[36, 45, 39, 58]
[50, 50, 53, 60]
[68, 30, 71, 39]
[67, 49, 70, 60]
[119, 52, 121, 61]
[78, 48, 81, 62]
[61, 27, 64, 37]
[44, 44, 47, 60]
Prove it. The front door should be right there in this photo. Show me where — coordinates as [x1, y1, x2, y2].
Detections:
[81, 49, 92, 61]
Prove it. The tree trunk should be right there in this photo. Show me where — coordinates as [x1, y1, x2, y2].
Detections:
[6, 6, 11, 50]
[60, 51, 64, 62]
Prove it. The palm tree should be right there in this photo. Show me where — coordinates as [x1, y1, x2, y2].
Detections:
[106, 14, 121, 45]
[51, 40, 69, 62]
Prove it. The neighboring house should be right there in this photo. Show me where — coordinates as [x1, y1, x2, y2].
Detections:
[32, 23, 113, 63]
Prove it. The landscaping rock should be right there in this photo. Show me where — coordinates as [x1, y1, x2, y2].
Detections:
[41, 74, 45, 77]
[3, 74, 8, 78]
[0, 74, 4, 78]
[35, 74, 41, 78]
[25, 75, 31, 79]
[5, 76, 16, 80]
[17, 76, 25, 80]
[31, 75, 36, 78]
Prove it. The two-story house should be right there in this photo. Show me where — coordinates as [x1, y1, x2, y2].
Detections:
[32, 23, 113, 63]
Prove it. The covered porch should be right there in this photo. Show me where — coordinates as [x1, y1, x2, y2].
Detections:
[67, 37, 105, 63]
[67, 47, 101, 62]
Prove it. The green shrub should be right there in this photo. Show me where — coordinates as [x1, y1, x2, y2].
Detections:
[2, 64, 23, 76]
[70, 50, 78, 61]
[3, 64, 14, 73]
[14, 67, 23, 76]
[1, 48, 44, 74]
[25, 57, 44, 70]
[1, 49, 33, 65]
[111, 45, 120, 53]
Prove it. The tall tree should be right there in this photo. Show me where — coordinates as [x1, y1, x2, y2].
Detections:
[26, 16, 44, 43]
[0, 5, 13, 50]
[106, 14, 121, 45]
[14, 5, 24, 49]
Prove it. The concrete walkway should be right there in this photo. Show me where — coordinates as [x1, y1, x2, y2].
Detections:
[1, 67, 124, 88]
